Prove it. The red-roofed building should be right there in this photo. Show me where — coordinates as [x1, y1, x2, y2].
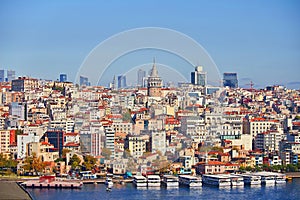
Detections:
[224, 163, 240, 173]
[196, 161, 226, 174]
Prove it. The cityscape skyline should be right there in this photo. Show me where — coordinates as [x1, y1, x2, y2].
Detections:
[0, 1, 300, 89]
[1, 1, 300, 197]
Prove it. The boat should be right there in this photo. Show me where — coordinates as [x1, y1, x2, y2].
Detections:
[133, 175, 147, 187]
[105, 177, 113, 188]
[271, 172, 286, 184]
[202, 174, 231, 187]
[178, 175, 202, 187]
[240, 173, 261, 186]
[147, 175, 161, 187]
[254, 172, 275, 185]
[220, 174, 244, 187]
[162, 175, 179, 188]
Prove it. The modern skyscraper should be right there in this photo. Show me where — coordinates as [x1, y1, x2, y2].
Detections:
[43, 129, 64, 156]
[60, 74, 67, 82]
[223, 73, 238, 88]
[7, 70, 16, 82]
[80, 75, 90, 86]
[191, 66, 206, 86]
[0, 70, 4, 82]
[117, 75, 127, 89]
[147, 59, 162, 97]
[137, 69, 146, 87]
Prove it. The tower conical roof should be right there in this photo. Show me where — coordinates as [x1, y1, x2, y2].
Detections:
[150, 58, 158, 77]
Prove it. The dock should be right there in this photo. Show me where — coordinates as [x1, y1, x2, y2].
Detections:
[21, 175, 82, 189]
[285, 172, 300, 178]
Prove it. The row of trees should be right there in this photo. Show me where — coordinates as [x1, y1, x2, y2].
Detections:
[0, 153, 18, 175]
[68, 154, 97, 171]
[239, 163, 300, 173]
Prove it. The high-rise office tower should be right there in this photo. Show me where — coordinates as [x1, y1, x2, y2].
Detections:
[191, 66, 206, 86]
[137, 69, 146, 87]
[117, 75, 127, 89]
[223, 73, 238, 88]
[60, 74, 67, 82]
[0, 70, 4, 82]
[7, 70, 16, 82]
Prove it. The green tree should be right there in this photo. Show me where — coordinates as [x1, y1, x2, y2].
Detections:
[23, 156, 33, 172]
[272, 165, 283, 172]
[122, 109, 132, 122]
[199, 146, 212, 152]
[262, 164, 271, 171]
[69, 154, 81, 169]
[239, 166, 246, 172]
[286, 164, 298, 172]
[83, 155, 96, 170]
[23, 153, 45, 174]
[211, 146, 224, 153]
[254, 165, 262, 172]
[62, 148, 71, 158]
[245, 166, 253, 172]
[0, 154, 17, 176]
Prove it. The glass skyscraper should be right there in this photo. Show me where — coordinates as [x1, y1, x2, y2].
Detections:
[60, 74, 67, 82]
[7, 70, 16, 82]
[137, 69, 146, 87]
[118, 75, 127, 89]
[223, 73, 238, 88]
[0, 70, 4, 82]
[191, 66, 206, 86]
[80, 75, 90, 86]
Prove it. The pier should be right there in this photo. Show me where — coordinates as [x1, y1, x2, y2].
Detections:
[285, 172, 300, 178]
[21, 175, 82, 189]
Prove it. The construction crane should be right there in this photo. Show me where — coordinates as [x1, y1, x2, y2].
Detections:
[246, 81, 254, 92]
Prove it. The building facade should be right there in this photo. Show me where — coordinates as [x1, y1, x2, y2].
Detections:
[147, 61, 162, 97]
[191, 66, 206, 86]
[223, 73, 238, 88]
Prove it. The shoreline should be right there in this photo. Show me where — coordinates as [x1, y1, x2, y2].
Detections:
[1, 171, 300, 182]
[0, 181, 32, 200]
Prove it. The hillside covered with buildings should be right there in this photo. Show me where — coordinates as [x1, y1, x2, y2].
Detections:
[1, 64, 300, 178]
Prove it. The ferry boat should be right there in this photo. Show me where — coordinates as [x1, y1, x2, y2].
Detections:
[178, 175, 202, 187]
[133, 175, 147, 187]
[105, 177, 113, 188]
[240, 174, 261, 186]
[202, 174, 231, 187]
[254, 172, 275, 185]
[271, 172, 286, 184]
[147, 175, 161, 187]
[162, 175, 179, 188]
[220, 174, 244, 187]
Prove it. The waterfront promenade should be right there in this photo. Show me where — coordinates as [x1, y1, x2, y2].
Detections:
[0, 181, 32, 200]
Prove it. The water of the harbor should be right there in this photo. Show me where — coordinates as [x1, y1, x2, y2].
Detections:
[27, 179, 300, 200]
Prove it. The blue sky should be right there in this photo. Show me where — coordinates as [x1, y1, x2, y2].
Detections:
[0, 0, 300, 88]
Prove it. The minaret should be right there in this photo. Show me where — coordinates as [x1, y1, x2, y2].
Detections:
[147, 58, 162, 97]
